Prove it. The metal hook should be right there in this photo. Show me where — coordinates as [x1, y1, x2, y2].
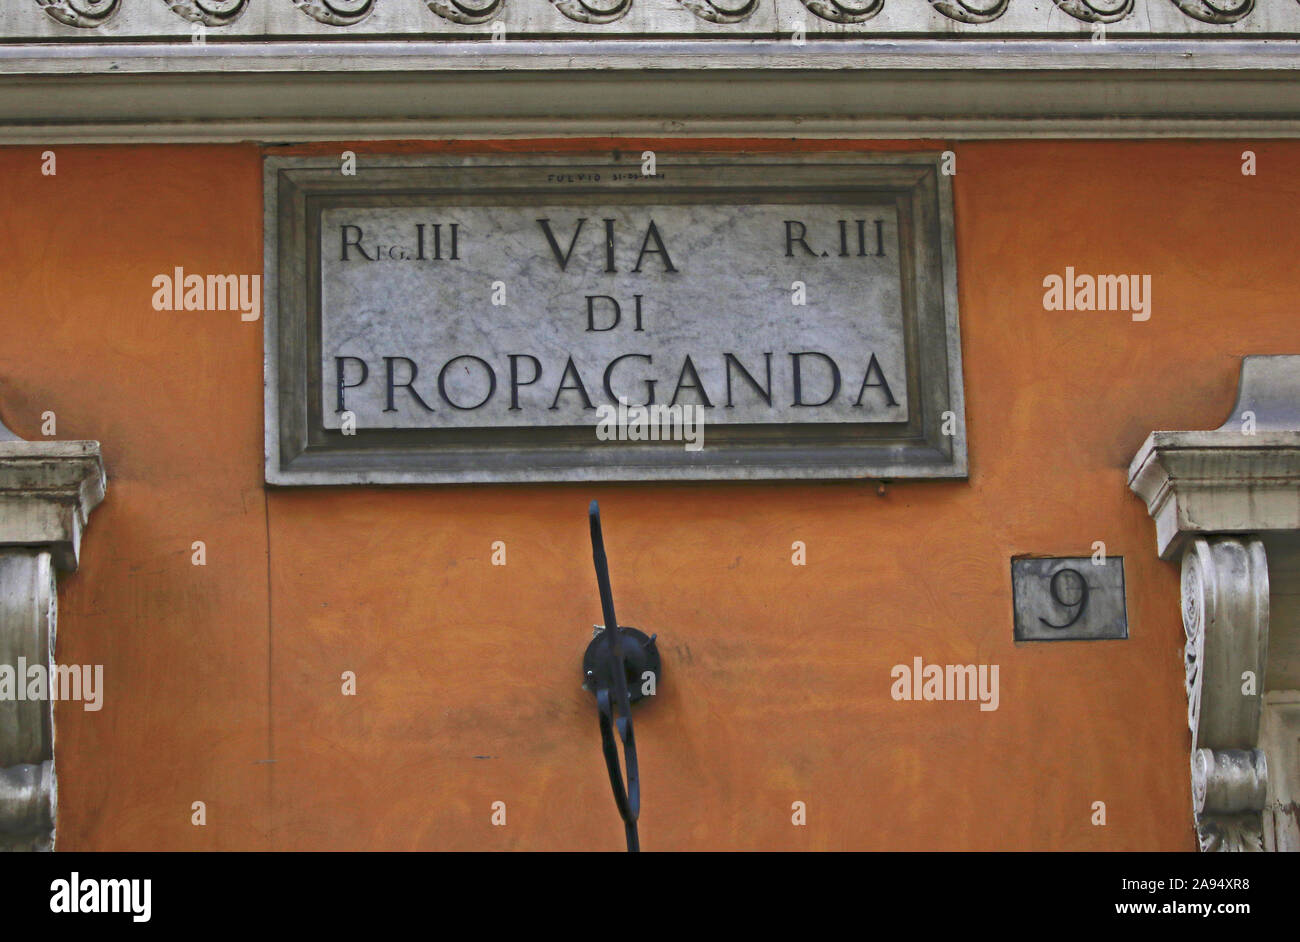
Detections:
[581, 500, 661, 852]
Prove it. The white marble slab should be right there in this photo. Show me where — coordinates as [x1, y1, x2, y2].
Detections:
[320, 201, 908, 429]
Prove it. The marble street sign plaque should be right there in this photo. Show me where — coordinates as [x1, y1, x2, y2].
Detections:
[264, 154, 965, 484]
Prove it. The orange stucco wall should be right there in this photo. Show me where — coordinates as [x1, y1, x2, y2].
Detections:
[2, 138, 1295, 850]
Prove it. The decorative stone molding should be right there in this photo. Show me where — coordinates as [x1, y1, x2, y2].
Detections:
[33, 0, 119, 29]
[1051, 0, 1134, 23]
[0, 415, 104, 852]
[548, 0, 633, 24]
[1171, 0, 1253, 24]
[426, 0, 505, 24]
[930, 0, 1009, 25]
[12, 2, 1300, 143]
[1130, 354, 1300, 852]
[18, 0, 1300, 36]
[164, 0, 251, 26]
[797, 0, 883, 23]
[675, 0, 759, 24]
[291, 0, 376, 26]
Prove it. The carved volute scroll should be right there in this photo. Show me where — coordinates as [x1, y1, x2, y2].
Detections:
[35, 0, 120, 28]
[675, 0, 760, 23]
[291, 0, 377, 26]
[1181, 537, 1270, 851]
[163, 0, 251, 26]
[928, 0, 1010, 23]
[1167, 0, 1253, 25]
[795, 0, 885, 23]
[548, 0, 635, 24]
[426, 0, 508, 24]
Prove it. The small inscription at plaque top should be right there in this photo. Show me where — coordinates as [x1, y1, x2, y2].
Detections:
[265, 154, 965, 484]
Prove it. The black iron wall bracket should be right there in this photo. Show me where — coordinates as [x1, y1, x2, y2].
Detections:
[581, 501, 661, 853]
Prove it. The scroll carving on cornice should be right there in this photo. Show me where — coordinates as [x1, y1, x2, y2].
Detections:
[426, 0, 506, 24]
[1181, 538, 1269, 851]
[164, 0, 250, 26]
[676, 0, 760, 24]
[549, 0, 634, 23]
[17, 0, 1278, 32]
[1051, 0, 1134, 22]
[36, 0, 119, 28]
[795, 0, 885, 24]
[292, 0, 377, 26]
[1167, 0, 1253, 23]
[928, 0, 1010, 24]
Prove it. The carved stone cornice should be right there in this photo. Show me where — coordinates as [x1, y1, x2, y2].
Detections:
[12, 0, 1300, 140]
[1128, 356, 1300, 562]
[12, 0, 1300, 34]
[33, 0, 120, 29]
[0, 440, 105, 573]
[0, 415, 105, 851]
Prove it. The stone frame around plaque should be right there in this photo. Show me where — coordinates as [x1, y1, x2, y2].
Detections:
[263, 152, 966, 485]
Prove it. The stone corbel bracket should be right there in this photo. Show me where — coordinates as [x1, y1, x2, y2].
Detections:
[1129, 355, 1300, 851]
[1182, 537, 1269, 850]
[0, 421, 105, 852]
